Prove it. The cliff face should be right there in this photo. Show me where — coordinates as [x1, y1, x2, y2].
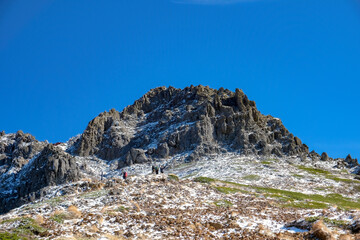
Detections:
[73, 86, 310, 166]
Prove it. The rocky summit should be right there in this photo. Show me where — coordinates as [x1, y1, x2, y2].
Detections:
[73, 86, 311, 164]
[0, 85, 359, 239]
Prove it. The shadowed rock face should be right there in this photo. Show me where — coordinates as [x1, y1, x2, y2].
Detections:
[73, 86, 310, 165]
[0, 145, 80, 214]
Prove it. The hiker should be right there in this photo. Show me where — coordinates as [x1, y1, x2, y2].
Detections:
[123, 171, 128, 180]
[160, 165, 165, 173]
[155, 166, 159, 174]
[152, 165, 155, 174]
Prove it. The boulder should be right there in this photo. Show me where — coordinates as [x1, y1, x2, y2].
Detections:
[156, 143, 169, 158]
[125, 148, 148, 165]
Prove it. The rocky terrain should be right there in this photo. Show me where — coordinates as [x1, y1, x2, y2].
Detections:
[1, 85, 359, 239]
[1, 173, 360, 240]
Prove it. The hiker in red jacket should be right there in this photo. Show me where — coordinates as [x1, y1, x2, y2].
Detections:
[123, 171, 128, 180]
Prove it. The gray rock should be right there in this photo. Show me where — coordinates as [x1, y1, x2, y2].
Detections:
[156, 143, 169, 158]
[73, 86, 314, 166]
[125, 148, 148, 165]
[294, 136, 302, 146]
[321, 152, 329, 161]
[0, 145, 80, 214]
[345, 154, 358, 167]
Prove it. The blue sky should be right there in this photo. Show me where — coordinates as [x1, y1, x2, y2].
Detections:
[0, 0, 359, 159]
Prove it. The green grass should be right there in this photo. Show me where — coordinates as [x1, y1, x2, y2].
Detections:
[0, 232, 27, 240]
[2, 218, 47, 237]
[194, 176, 216, 184]
[214, 199, 233, 207]
[50, 213, 68, 224]
[297, 165, 359, 184]
[194, 176, 360, 210]
[292, 174, 304, 179]
[283, 201, 329, 209]
[184, 172, 197, 178]
[168, 174, 179, 181]
[45, 196, 63, 207]
[297, 166, 331, 175]
[264, 193, 294, 202]
[326, 175, 359, 183]
[261, 161, 272, 165]
[215, 186, 243, 194]
[81, 189, 108, 199]
[116, 206, 129, 212]
[242, 174, 261, 181]
[305, 216, 349, 227]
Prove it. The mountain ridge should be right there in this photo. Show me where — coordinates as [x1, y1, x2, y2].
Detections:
[0, 85, 358, 216]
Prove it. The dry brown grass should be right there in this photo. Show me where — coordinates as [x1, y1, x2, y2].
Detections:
[311, 220, 335, 240]
[339, 234, 354, 240]
[35, 214, 44, 224]
[97, 216, 104, 225]
[131, 201, 141, 212]
[89, 225, 99, 233]
[67, 205, 82, 218]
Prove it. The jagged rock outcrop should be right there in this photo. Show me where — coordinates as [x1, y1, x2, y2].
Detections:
[0, 131, 47, 171]
[73, 86, 311, 166]
[345, 154, 358, 168]
[0, 144, 80, 214]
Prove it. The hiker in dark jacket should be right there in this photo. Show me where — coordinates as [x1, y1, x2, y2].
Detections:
[160, 165, 165, 173]
[155, 166, 159, 174]
[152, 165, 155, 174]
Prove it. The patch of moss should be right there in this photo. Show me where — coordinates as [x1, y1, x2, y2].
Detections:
[194, 177, 215, 184]
[0, 232, 27, 240]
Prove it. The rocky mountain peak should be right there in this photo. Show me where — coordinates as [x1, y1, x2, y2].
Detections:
[72, 86, 310, 167]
